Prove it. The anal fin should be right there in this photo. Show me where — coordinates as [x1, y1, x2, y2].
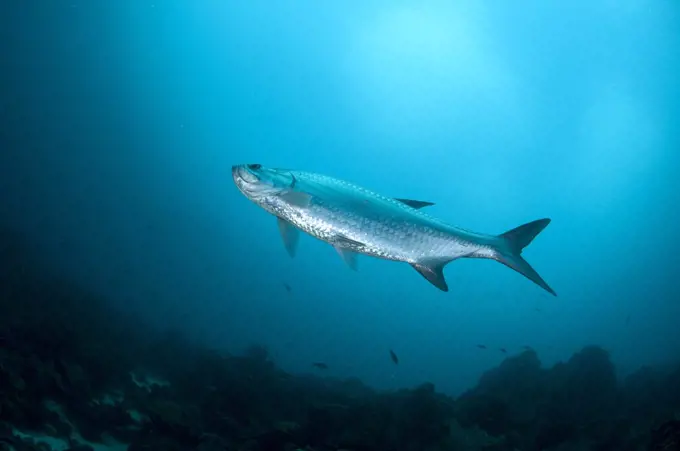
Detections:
[277, 217, 299, 257]
[410, 258, 452, 291]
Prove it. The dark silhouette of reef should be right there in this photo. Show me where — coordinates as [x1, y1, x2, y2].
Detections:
[0, 226, 679, 451]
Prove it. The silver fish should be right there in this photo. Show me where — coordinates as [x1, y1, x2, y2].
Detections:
[232, 164, 555, 295]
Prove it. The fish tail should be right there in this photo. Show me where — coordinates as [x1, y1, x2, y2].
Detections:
[493, 218, 556, 296]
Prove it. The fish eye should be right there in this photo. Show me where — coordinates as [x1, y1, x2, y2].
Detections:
[248, 164, 262, 170]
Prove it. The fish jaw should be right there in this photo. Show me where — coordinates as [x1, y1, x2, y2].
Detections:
[231, 165, 255, 199]
[232, 164, 296, 207]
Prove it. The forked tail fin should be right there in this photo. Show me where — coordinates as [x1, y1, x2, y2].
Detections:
[494, 218, 556, 296]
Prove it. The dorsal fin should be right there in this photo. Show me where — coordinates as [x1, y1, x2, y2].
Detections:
[395, 198, 435, 209]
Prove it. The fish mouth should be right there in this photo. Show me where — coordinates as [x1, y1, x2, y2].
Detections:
[232, 164, 258, 182]
[232, 164, 265, 199]
[232, 165, 255, 193]
[232, 164, 286, 200]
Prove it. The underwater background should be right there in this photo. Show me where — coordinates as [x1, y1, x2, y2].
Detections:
[1, 1, 680, 450]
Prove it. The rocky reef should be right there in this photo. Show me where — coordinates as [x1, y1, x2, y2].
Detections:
[1, 229, 679, 451]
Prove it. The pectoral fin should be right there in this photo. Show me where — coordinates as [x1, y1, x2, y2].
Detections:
[395, 198, 435, 209]
[277, 217, 300, 257]
[280, 191, 313, 208]
[411, 258, 452, 291]
[334, 246, 358, 271]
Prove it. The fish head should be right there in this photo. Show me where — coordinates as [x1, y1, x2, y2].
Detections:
[232, 164, 295, 201]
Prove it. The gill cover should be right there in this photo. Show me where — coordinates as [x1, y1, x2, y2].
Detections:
[241, 165, 310, 258]
[239, 164, 297, 198]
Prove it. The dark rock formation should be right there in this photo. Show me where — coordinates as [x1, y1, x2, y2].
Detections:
[0, 227, 678, 451]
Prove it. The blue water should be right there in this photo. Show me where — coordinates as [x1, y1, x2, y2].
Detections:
[1, 1, 679, 395]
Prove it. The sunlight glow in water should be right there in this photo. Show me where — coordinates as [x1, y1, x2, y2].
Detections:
[344, 6, 522, 142]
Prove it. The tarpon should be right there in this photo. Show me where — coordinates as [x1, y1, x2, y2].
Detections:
[232, 164, 556, 295]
